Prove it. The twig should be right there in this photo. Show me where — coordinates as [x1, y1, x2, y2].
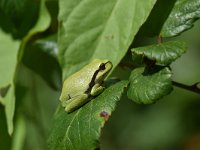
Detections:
[119, 63, 200, 95]
[172, 81, 200, 94]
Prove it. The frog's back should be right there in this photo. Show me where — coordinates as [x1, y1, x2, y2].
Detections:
[63, 64, 99, 97]
[60, 59, 108, 101]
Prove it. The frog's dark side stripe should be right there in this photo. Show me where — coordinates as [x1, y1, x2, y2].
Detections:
[84, 62, 107, 95]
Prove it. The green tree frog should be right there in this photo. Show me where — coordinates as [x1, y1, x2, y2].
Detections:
[59, 59, 112, 113]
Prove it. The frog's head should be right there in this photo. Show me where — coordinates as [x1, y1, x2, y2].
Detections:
[92, 59, 113, 84]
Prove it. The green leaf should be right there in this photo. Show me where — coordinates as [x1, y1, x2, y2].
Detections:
[127, 67, 172, 104]
[0, 0, 50, 135]
[58, 0, 157, 79]
[0, 29, 20, 88]
[139, 0, 177, 37]
[48, 81, 128, 150]
[26, 0, 51, 37]
[22, 35, 61, 91]
[131, 41, 187, 66]
[0, 0, 40, 39]
[35, 35, 58, 59]
[161, 0, 200, 37]
[14, 64, 60, 149]
[0, 29, 20, 135]
[18, 0, 51, 60]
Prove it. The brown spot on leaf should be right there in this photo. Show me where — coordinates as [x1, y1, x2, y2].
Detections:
[100, 111, 110, 121]
[104, 34, 114, 40]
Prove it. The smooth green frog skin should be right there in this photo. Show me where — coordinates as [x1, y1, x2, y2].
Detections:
[59, 59, 112, 113]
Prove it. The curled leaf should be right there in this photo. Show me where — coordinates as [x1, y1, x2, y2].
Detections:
[127, 67, 173, 104]
[131, 41, 187, 66]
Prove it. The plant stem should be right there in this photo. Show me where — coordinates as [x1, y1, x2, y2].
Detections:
[172, 81, 200, 94]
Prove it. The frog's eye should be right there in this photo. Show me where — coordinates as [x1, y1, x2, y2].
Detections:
[99, 63, 106, 70]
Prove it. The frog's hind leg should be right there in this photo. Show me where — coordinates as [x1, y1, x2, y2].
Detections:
[65, 94, 88, 113]
[60, 94, 71, 107]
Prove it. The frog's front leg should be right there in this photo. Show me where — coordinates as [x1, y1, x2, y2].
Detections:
[64, 94, 88, 113]
[90, 84, 104, 96]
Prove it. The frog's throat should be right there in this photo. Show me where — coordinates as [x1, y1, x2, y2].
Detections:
[84, 61, 111, 95]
